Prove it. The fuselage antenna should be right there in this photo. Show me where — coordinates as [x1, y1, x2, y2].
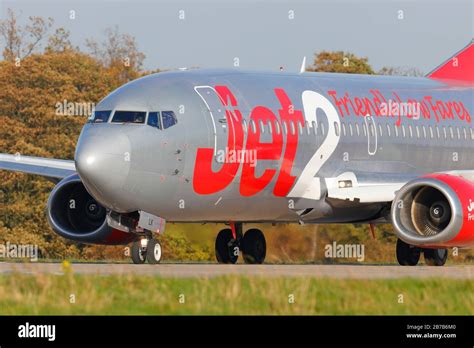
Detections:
[299, 56, 306, 74]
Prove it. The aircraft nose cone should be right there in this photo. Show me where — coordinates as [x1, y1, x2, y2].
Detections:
[75, 126, 131, 211]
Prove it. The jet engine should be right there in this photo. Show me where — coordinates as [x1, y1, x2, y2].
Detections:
[391, 173, 474, 248]
[46, 174, 135, 245]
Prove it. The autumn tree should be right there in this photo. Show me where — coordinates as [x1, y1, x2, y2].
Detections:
[0, 8, 54, 61]
[86, 26, 146, 82]
[308, 51, 375, 74]
[46, 27, 74, 53]
[0, 50, 125, 258]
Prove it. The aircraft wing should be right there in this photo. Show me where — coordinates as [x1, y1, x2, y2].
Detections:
[325, 171, 411, 203]
[0, 153, 75, 182]
[325, 170, 474, 204]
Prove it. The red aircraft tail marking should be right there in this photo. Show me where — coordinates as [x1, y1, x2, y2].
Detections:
[427, 40, 474, 85]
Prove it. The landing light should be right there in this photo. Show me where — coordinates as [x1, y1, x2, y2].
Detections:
[338, 180, 353, 188]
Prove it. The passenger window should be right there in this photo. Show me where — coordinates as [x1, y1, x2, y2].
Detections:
[250, 120, 257, 133]
[259, 120, 265, 134]
[349, 123, 353, 137]
[298, 122, 303, 135]
[402, 125, 406, 138]
[355, 123, 360, 136]
[320, 123, 325, 135]
[457, 127, 461, 139]
[282, 121, 288, 135]
[342, 123, 346, 136]
[290, 121, 295, 135]
[275, 121, 281, 134]
[408, 125, 413, 138]
[334, 122, 340, 136]
[112, 111, 146, 123]
[91, 110, 112, 123]
[147, 112, 161, 129]
[463, 127, 467, 139]
[312, 121, 317, 135]
[429, 126, 433, 139]
[378, 124, 383, 137]
[242, 120, 248, 133]
[386, 124, 391, 137]
[162, 111, 177, 129]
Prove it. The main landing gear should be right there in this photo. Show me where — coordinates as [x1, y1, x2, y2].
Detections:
[131, 237, 162, 264]
[396, 238, 447, 266]
[215, 223, 266, 264]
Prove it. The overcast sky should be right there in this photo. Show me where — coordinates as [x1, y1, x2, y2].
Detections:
[1, 0, 473, 73]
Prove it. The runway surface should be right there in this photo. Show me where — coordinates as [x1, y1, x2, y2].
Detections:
[0, 262, 473, 279]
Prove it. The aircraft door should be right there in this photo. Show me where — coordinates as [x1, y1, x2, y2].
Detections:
[365, 115, 377, 155]
[194, 86, 228, 162]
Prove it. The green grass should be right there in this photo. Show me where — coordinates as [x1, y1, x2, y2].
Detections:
[0, 273, 473, 315]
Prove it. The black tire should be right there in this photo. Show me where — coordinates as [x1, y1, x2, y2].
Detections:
[424, 248, 448, 266]
[146, 239, 162, 264]
[215, 228, 238, 264]
[396, 238, 420, 266]
[131, 240, 146, 264]
[241, 228, 266, 264]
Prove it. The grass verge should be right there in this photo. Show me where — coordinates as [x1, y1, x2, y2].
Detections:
[0, 273, 472, 315]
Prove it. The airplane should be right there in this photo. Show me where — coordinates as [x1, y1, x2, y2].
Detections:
[0, 41, 473, 266]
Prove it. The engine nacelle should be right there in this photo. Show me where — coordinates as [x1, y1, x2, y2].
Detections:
[391, 173, 474, 248]
[47, 174, 136, 245]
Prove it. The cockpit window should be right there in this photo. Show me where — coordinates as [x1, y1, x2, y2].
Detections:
[91, 110, 112, 123]
[147, 112, 161, 129]
[112, 111, 146, 124]
[162, 111, 177, 129]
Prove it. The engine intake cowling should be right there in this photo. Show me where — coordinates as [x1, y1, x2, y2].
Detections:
[47, 174, 135, 245]
[391, 174, 474, 248]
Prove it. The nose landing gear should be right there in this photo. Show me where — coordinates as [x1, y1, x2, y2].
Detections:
[131, 239, 147, 264]
[215, 223, 266, 264]
[131, 236, 162, 264]
[146, 239, 163, 264]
